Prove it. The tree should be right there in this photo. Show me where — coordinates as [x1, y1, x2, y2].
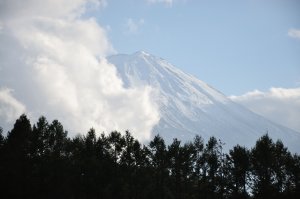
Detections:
[4, 114, 33, 198]
[192, 135, 204, 198]
[198, 137, 224, 199]
[108, 131, 125, 164]
[251, 134, 276, 199]
[121, 131, 135, 167]
[168, 138, 196, 199]
[149, 135, 170, 199]
[292, 154, 300, 199]
[41, 119, 70, 198]
[227, 145, 250, 199]
[179, 142, 196, 199]
[30, 116, 49, 158]
[132, 142, 153, 199]
[6, 114, 32, 156]
[47, 119, 68, 157]
[285, 154, 300, 199]
[28, 116, 50, 198]
[120, 131, 137, 199]
[168, 138, 183, 199]
[272, 140, 291, 199]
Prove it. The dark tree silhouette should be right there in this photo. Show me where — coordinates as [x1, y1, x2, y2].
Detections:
[0, 115, 299, 199]
[149, 135, 170, 199]
[251, 134, 277, 199]
[226, 145, 250, 199]
[3, 114, 32, 198]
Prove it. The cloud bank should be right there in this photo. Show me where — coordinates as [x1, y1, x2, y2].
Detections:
[230, 87, 300, 133]
[0, 0, 160, 141]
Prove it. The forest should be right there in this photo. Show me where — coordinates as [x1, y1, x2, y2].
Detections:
[0, 114, 299, 199]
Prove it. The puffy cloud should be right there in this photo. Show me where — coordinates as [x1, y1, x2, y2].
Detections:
[124, 18, 145, 34]
[288, 28, 300, 40]
[0, 88, 26, 123]
[0, 0, 160, 141]
[230, 87, 300, 133]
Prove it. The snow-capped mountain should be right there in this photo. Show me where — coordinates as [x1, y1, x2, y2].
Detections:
[108, 51, 300, 152]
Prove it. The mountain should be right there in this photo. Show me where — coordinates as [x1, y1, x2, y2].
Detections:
[107, 51, 300, 152]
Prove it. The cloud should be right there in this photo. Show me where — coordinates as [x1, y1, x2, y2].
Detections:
[124, 18, 145, 34]
[288, 28, 300, 40]
[230, 87, 300, 133]
[0, 88, 26, 123]
[146, 0, 173, 6]
[0, 0, 160, 141]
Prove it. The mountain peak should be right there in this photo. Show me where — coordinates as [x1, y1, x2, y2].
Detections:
[108, 52, 300, 152]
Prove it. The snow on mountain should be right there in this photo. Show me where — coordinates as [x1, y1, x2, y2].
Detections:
[107, 51, 300, 152]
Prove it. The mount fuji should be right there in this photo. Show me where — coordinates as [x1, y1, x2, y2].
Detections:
[108, 51, 300, 152]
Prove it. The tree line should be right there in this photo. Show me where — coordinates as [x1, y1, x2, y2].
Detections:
[0, 114, 299, 199]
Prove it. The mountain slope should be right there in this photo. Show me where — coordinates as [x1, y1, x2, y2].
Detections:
[108, 51, 300, 152]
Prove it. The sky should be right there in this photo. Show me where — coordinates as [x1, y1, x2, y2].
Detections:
[0, 0, 299, 136]
[96, 0, 300, 96]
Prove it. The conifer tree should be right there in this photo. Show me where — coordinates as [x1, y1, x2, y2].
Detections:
[193, 135, 205, 198]
[227, 145, 250, 199]
[251, 134, 276, 199]
[4, 114, 32, 198]
[149, 135, 170, 199]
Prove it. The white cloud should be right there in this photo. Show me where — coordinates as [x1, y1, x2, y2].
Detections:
[0, 88, 26, 123]
[230, 87, 300, 133]
[124, 18, 145, 34]
[0, 0, 160, 141]
[146, 0, 173, 6]
[288, 28, 300, 40]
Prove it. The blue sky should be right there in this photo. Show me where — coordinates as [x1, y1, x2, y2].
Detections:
[94, 0, 300, 95]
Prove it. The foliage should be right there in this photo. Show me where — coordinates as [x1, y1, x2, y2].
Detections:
[0, 115, 299, 199]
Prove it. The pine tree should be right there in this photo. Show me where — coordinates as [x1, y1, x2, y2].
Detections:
[120, 131, 137, 199]
[6, 114, 32, 156]
[192, 135, 205, 198]
[149, 135, 170, 199]
[42, 119, 70, 198]
[30, 116, 49, 158]
[4, 114, 33, 198]
[168, 138, 183, 199]
[199, 137, 223, 199]
[286, 154, 300, 199]
[108, 131, 125, 164]
[227, 145, 250, 199]
[272, 140, 291, 199]
[28, 116, 50, 198]
[251, 134, 276, 199]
